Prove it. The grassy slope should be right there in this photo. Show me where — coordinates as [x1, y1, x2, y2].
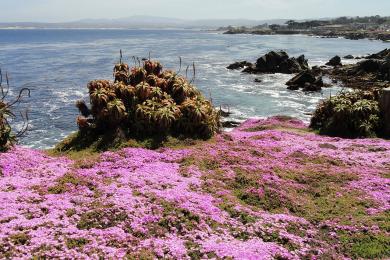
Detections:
[0, 116, 389, 259]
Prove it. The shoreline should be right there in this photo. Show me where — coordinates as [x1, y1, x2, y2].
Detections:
[222, 30, 390, 42]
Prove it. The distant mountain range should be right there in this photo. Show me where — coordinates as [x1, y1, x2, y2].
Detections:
[0, 16, 290, 29]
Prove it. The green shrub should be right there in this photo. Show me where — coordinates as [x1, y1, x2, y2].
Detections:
[75, 57, 220, 144]
[0, 69, 30, 152]
[310, 90, 382, 138]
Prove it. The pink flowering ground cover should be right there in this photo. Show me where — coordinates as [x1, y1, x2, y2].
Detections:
[0, 116, 389, 259]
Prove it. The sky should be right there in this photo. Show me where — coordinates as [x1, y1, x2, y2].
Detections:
[0, 0, 389, 22]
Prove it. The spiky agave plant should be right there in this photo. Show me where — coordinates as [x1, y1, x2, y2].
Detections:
[155, 77, 168, 91]
[146, 74, 159, 86]
[135, 100, 155, 131]
[175, 97, 220, 138]
[135, 82, 152, 101]
[171, 81, 199, 104]
[87, 80, 110, 94]
[114, 63, 130, 84]
[107, 98, 127, 124]
[161, 70, 176, 80]
[74, 56, 220, 142]
[150, 86, 163, 99]
[113, 82, 136, 109]
[130, 67, 147, 86]
[180, 98, 209, 124]
[154, 102, 181, 131]
[90, 88, 110, 108]
[144, 60, 163, 75]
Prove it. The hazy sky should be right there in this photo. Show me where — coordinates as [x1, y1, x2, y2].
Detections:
[1, 0, 389, 22]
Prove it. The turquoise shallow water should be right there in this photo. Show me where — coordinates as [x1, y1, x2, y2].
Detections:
[0, 29, 388, 149]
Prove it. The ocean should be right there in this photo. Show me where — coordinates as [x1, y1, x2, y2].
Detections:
[0, 29, 388, 149]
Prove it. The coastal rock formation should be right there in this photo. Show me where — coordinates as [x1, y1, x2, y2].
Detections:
[247, 51, 309, 74]
[226, 61, 253, 70]
[286, 70, 324, 91]
[228, 51, 309, 74]
[221, 120, 241, 128]
[343, 55, 354, 59]
[324, 49, 390, 90]
[326, 56, 342, 67]
[365, 48, 390, 59]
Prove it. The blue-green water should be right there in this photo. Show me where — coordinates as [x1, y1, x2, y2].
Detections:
[0, 29, 388, 148]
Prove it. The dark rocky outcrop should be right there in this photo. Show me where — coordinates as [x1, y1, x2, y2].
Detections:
[325, 49, 390, 90]
[222, 121, 241, 128]
[377, 34, 390, 42]
[286, 70, 324, 92]
[355, 59, 390, 81]
[356, 59, 383, 73]
[326, 56, 342, 67]
[365, 49, 390, 59]
[344, 33, 367, 40]
[343, 55, 354, 59]
[311, 66, 323, 76]
[227, 61, 253, 70]
[241, 51, 309, 74]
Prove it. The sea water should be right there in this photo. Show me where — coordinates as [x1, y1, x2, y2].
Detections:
[0, 29, 388, 149]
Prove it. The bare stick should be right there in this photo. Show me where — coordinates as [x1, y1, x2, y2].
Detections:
[5, 88, 31, 108]
[16, 110, 29, 138]
[176, 57, 182, 75]
[0, 68, 3, 98]
[185, 65, 190, 79]
[190, 62, 196, 84]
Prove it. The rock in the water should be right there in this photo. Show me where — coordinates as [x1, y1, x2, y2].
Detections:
[243, 51, 309, 74]
[343, 55, 354, 59]
[279, 57, 303, 74]
[304, 77, 324, 92]
[286, 70, 323, 91]
[256, 51, 289, 71]
[356, 59, 383, 73]
[222, 121, 241, 128]
[254, 78, 262, 83]
[326, 56, 342, 67]
[297, 55, 310, 69]
[227, 61, 253, 70]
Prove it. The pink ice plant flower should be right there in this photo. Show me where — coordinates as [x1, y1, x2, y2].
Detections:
[0, 116, 388, 259]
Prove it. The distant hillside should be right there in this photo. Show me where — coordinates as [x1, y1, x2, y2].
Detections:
[0, 16, 289, 29]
